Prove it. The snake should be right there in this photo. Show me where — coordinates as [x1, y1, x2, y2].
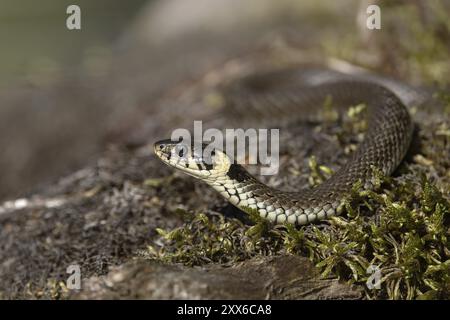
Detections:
[154, 67, 427, 225]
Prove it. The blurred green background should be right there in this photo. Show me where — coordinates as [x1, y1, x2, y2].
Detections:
[0, 0, 448, 202]
[0, 0, 147, 87]
[0, 0, 149, 200]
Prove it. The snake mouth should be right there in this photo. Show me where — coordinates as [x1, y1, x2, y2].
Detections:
[153, 140, 183, 166]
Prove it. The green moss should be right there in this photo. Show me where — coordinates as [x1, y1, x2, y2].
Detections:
[144, 210, 285, 267]
[146, 172, 449, 299]
[21, 279, 70, 300]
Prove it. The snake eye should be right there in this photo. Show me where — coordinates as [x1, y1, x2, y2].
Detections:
[174, 144, 188, 158]
[159, 145, 164, 150]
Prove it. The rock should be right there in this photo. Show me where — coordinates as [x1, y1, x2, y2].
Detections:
[74, 255, 362, 299]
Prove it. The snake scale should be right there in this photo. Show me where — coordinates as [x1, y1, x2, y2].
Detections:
[154, 67, 426, 225]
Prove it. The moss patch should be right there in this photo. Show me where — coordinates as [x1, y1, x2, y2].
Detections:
[146, 171, 449, 299]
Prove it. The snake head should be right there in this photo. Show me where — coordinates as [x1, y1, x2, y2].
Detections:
[154, 139, 232, 179]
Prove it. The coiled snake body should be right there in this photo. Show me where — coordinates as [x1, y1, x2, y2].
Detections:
[154, 68, 425, 225]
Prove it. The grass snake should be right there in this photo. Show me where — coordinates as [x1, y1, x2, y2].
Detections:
[154, 67, 429, 225]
